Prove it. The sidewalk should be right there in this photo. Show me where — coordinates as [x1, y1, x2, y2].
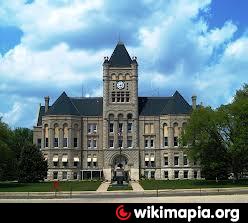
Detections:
[130, 181, 144, 192]
[96, 182, 110, 192]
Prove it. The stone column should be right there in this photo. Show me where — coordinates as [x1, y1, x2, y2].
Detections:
[78, 129, 82, 149]
[68, 128, 72, 149]
[114, 120, 118, 148]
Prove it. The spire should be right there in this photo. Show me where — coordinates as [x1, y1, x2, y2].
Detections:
[109, 42, 132, 67]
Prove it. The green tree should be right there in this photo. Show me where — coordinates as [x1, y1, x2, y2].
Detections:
[18, 144, 47, 183]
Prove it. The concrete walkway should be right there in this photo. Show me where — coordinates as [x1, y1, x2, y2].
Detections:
[96, 182, 110, 192]
[130, 181, 144, 192]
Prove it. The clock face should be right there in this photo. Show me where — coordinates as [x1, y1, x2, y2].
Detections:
[116, 81, 125, 90]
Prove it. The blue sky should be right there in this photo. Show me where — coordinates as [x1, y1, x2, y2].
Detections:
[0, 0, 248, 128]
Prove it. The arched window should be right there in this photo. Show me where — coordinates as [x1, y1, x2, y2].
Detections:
[63, 124, 68, 148]
[127, 113, 133, 133]
[74, 124, 79, 148]
[118, 114, 124, 135]
[44, 124, 49, 148]
[127, 113, 132, 119]
[112, 74, 116, 80]
[118, 74, 124, 80]
[126, 73, 130, 80]
[163, 123, 168, 147]
[173, 122, 179, 147]
[54, 124, 59, 148]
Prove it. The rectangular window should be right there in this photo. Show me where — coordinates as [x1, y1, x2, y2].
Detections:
[109, 123, 114, 133]
[145, 139, 149, 148]
[74, 138, 78, 147]
[109, 139, 114, 148]
[174, 156, 179, 166]
[127, 123, 132, 132]
[54, 138, 59, 148]
[150, 139, 154, 148]
[184, 171, 188, 179]
[37, 138, 41, 149]
[53, 161, 58, 167]
[118, 139, 123, 148]
[174, 170, 179, 179]
[93, 139, 97, 148]
[73, 172, 77, 180]
[144, 171, 149, 179]
[63, 162, 67, 167]
[53, 172, 58, 180]
[151, 161, 155, 167]
[93, 155, 97, 167]
[88, 124, 91, 133]
[63, 138, 68, 148]
[121, 92, 125, 102]
[127, 139, 132, 148]
[164, 171, 168, 179]
[74, 162, 78, 167]
[194, 171, 198, 179]
[150, 154, 155, 167]
[117, 92, 120, 102]
[145, 161, 149, 167]
[88, 139, 91, 148]
[93, 124, 97, 133]
[126, 97, 129, 102]
[62, 172, 67, 180]
[145, 154, 149, 167]
[183, 156, 188, 166]
[111, 92, 115, 102]
[150, 171, 155, 179]
[118, 123, 123, 132]
[164, 137, 168, 147]
[174, 137, 178, 146]
[164, 156, 168, 166]
[45, 138, 48, 148]
[87, 158, 91, 167]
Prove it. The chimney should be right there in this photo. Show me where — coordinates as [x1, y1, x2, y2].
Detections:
[191, 95, 197, 110]
[44, 96, 50, 113]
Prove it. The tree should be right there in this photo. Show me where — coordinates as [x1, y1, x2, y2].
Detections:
[18, 144, 47, 183]
[181, 107, 230, 180]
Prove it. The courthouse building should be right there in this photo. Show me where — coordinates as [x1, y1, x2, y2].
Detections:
[33, 42, 200, 181]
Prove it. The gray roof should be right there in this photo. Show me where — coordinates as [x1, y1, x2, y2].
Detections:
[108, 42, 132, 67]
[36, 91, 192, 126]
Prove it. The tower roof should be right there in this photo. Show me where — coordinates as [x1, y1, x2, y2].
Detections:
[109, 42, 132, 67]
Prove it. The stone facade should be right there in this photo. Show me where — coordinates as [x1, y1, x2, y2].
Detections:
[33, 42, 201, 181]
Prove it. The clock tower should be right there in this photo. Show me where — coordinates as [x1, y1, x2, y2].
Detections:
[102, 41, 139, 181]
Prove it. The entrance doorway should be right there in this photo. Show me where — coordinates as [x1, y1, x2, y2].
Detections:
[112, 155, 129, 181]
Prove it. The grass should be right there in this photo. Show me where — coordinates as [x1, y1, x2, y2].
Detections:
[0, 181, 101, 192]
[107, 184, 133, 191]
[140, 179, 248, 190]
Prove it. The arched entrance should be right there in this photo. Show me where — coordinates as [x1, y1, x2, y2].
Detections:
[112, 154, 130, 182]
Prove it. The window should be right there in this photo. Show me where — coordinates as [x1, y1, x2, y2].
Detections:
[164, 171, 168, 179]
[93, 124, 97, 133]
[144, 171, 149, 179]
[109, 139, 114, 148]
[174, 156, 179, 166]
[118, 139, 123, 148]
[164, 156, 168, 166]
[150, 171, 155, 179]
[62, 172, 67, 180]
[183, 156, 188, 166]
[150, 154, 155, 167]
[193, 160, 197, 166]
[87, 156, 91, 167]
[145, 138, 149, 148]
[53, 155, 58, 167]
[88, 139, 91, 148]
[74, 138, 78, 147]
[174, 137, 178, 146]
[73, 172, 77, 180]
[117, 92, 120, 102]
[88, 124, 97, 134]
[63, 162, 67, 167]
[164, 137, 168, 147]
[174, 170, 179, 179]
[74, 161, 78, 167]
[194, 171, 198, 179]
[150, 138, 154, 148]
[184, 171, 188, 179]
[53, 172, 58, 180]
[93, 139, 97, 148]
[127, 139, 132, 148]
[93, 155, 97, 167]
[54, 138, 58, 148]
[111, 92, 115, 102]
[109, 123, 114, 133]
[37, 138, 41, 149]
[126, 92, 130, 102]
[53, 161, 58, 167]
[121, 92, 125, 102]
[63, 138, 68, 148]
[127, 123, 132, 132]
[145, 154, 149, 167]
[45, 138, 48, 148]
[118, 123, 123, 132]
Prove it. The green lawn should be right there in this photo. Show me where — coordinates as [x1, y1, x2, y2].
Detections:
[140, 179, 248, 190]
[0, 181, 101, 192]
[107, 184, 132, 191]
